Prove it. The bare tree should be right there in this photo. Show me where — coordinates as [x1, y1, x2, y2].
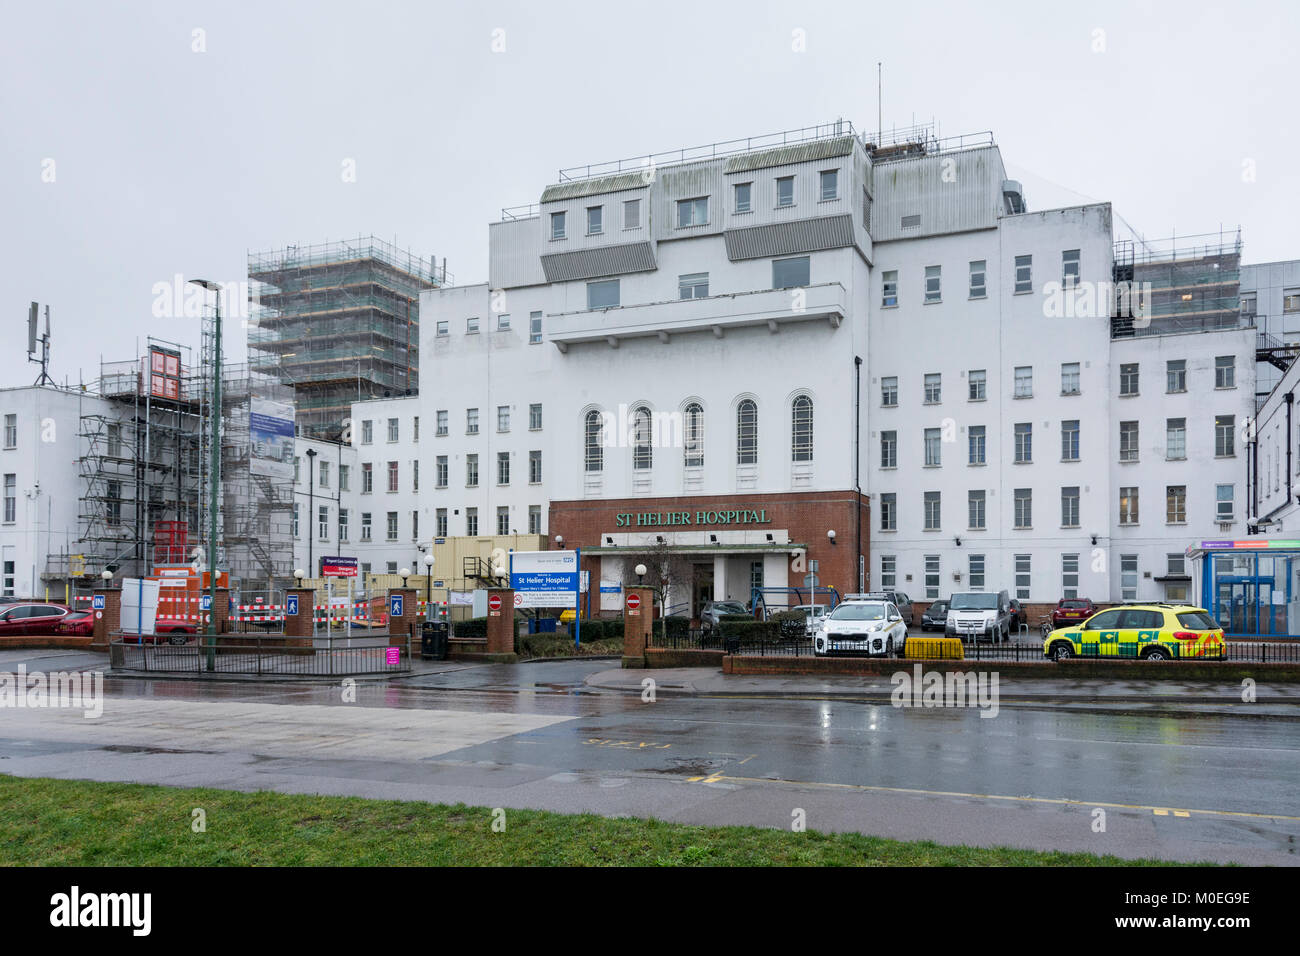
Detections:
[617, 541, 695, 617]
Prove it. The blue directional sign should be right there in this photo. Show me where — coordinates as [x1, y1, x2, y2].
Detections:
[199, 594, 212, 611]
[286, 594, 299, 616]
[92, 595, 105, 610]
[389, 593, 404, 617]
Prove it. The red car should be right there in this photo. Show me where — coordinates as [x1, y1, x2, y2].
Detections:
[56, 610, 94, 636]
[1050, 598, 1096, 629]
[123, 618, 197, 645]
[0, 602, 72, 635]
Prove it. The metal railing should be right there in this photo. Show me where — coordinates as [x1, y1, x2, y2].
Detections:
[109, 633, 412, 676]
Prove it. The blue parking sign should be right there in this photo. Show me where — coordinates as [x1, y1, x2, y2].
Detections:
[286, 594, 299, 616]
[390, 593, 403, 618]
[200, 594, 212, 611]
[92, 595, 105, 610]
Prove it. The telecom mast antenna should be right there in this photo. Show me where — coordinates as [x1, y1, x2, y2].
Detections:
[27, 302, 54, 386]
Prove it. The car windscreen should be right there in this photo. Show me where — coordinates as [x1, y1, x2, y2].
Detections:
[1176, 611, 1220, 630]
[927, 603, 948, 614]
[713, 603, 747, 614]
[829, 603, 885, 621]
[1061, 600, 1089, 609]
[950, 594, 998, 610]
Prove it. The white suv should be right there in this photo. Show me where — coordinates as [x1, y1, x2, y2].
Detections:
[814, 599, 907, 657]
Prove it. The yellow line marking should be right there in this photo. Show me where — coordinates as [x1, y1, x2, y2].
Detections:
[1154, 808, 1169, 816]
[690, 773, 1300, 823]
[1173, 810, 1191, 818]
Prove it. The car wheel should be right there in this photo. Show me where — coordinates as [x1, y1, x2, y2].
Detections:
[1050, 642, 1074, 662]
[1142, 647, 1170, 661]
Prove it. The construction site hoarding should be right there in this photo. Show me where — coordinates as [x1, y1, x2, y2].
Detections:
[249, 398, 295, 479]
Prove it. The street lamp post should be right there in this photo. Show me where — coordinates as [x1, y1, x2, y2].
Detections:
[190, 279, 222, 672]
[422, 553, 435, 622]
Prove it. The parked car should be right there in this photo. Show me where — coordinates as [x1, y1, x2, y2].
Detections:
[1049, 598, 1096, 631]
[945, 590, 1015, 643]
[851, 591, 913, 626]
[920, 599, 950, 632]
[121, 618, 197, 646]
[1009, 598, 1028, 631]
[1043, 604, 1225, 662]
[700, 600, 749, 633]
[55, 610, 94, 636]
[0, 602, 71, 636]
[814, 598, 907, 658]
[789, 603, 829, 637]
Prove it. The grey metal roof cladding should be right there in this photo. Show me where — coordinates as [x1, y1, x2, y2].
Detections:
[724, 215, 855, 261]
[541, 242, 657, 282]
[723, 136, 857, 174]
[541, 172, 650, 203]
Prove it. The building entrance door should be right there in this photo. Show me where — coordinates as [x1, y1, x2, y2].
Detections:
[1216, 576, 1275, 636]
[693, 566, 714, 619]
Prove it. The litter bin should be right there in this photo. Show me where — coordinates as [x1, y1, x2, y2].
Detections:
[421, 621, 449, 660]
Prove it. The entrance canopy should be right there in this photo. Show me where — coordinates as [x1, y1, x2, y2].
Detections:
[1187, 539, 1300, 638]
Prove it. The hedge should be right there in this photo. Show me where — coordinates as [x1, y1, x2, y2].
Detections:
[454, 617, 488, 639]
[719, 619, 781, 641]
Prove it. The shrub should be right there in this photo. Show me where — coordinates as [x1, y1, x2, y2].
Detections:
[719, 619, 781, 642]
[454, 617, 488, 639]
[769, 610, 808, 641]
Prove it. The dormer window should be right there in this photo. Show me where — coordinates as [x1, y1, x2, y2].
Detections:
[550, 211, 566, 240]
[586, 206, 603, 235]
[677, 197, 708, 228]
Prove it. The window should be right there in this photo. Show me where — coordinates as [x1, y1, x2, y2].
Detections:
[881, 555, 896, 589]
[338, 508, 348, 542]
[105, 480, 120, 525]
[1014, 254, 1032, 293]
[467, 408, 479, 434]
[969, 553, 986, 590]
[436, 410, 448, 436]
[529, 403, 543, 430]
[734, 182, 752, 213]
[772, 256, 810, 289]
[862, 187, 872, 231]
[529, 450, 542, 484]
[412, 417, 419, 442]
[1061, 420, 1080, 461]
[497, 405, 510, 433]
[1061, 486, 1080, 527]
[467, 317, 479, 333]
[387, 418, 398, 442]
[968, 490, 986, 529]
[551, 211, 566, 240]
[632, 407, 653, 470]
[1121, 555, 1138, 601]
[1014, 366, 1032, 398]
[587, 279, 620, 309]
[737, 400, 758, 465]
[677, 197, 708, 227]
[338, 464, 349, 492]
[1241, 294, 1257, 316]
[412, 510, 418, 540]
[318, 505, 329, 541]
[586, 205, 603, 235]
[1216, 355, 1236, 389]
[497, 507, 510, 536]
[359, 511, 373, 542]
[750, 560, 765, 596]
[1285, 289, 1300, 313]
[585, 410, 603, 473]
[466, 508, 478, 537]
[792, 396, 814, 462]
[361, 420, 373, 444]
[623, 199, 641, 229]
[881, 376, 898, 406]
[1061, 362, 1080, 395]
[1015, 555, 1031, 600]
[1014, 488, 1032, 528]
[466, 454, 478, 487]
[292, 503, 299, 538]
[1062, 249, 1081, 285]
[497, 451, 510, 485]
[924, 373, 941, 404]
[106, 422, 121, 457]
[1014, 423, 1032, 463]
[1120, 363, 1139, 396]
[1167, 485, 1187, 523]
[529, 311, 543, 344]
[924, 427, 941, 467]
[2, 415, 15, 449]
[776, 176, 794, 207]
[684, 404, 704, 468]
[1167, 359, 1186, 393]
[969, 369, 986, 401]
[924, 265, 941, 302]
[819, 169, 838, 201]
[880, 493, 897, 530]
[880, 430, 897, 468]
[1119, 486, 1139, 525]
[436, 456, 447, 488]
[528, 505, 541, 535]
[412, 459, 419, 492]
[1166, 418, 1186, 460]
[436, 320, 448, 336]
[679, 273, 709, 299]
[386, 562, 397, 575]
[436, 508, 448, 538]
[385, 461, 397, 492]
[969, 260, 986, 298]
[924, 555, 940, 599]
[881, 270, 898, 307]
[497, 313, 510, 331]
[1216, 484, 1234, 521]
[968, 425, 986, 465]
[1119, 421, 1139, 462]
[319, 461, 330, 489]
[1062, 553, 1080, 600]
[1215, 415, 1235, 457]
[924, 491, 941, 530]
[362, 463, 373, 494]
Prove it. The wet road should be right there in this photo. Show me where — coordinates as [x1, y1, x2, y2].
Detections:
[1, 651, 1299, 864]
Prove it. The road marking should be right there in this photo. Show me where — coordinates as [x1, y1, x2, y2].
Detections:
[691, 772, 1300, 823]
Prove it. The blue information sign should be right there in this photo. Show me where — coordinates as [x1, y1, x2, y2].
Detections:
[286, 594, 299, 616]
[390, 593, 404, 617]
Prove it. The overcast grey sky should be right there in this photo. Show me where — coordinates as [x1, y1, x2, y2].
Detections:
[2, 0, 1296, 386]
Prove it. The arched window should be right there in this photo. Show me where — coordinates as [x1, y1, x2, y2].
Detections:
[792, 395, 814, 462]
[684, 403, 704, 468]
[584, 410, 603, 472]
[632, 406, 653, 470]
[736, 399, 758, 465]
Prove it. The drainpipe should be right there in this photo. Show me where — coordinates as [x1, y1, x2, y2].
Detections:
[854, 355, 863, 591]
[1258, 393, 1294, 525]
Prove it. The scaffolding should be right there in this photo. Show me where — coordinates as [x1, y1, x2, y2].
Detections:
[1111, 229, 1245, 338]
[247, 236, 446, 441]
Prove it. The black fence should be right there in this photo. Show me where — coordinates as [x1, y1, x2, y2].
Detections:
[109, 634, 412, 676]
